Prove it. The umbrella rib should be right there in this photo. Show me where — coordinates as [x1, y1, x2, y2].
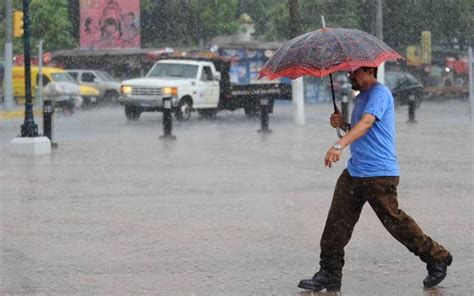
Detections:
[353, 30, 390, 66]
[274, 32, 313, 72]
[330, 29, 351, 68]
[355, 30, 380, 62]
[308, 29, 329, 70]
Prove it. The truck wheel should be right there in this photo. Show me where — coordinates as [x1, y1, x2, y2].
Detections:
[125, 105, 141, 120]
[175, 98, 192, 121]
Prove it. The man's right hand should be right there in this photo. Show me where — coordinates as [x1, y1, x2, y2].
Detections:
[330, 111, 344, 128]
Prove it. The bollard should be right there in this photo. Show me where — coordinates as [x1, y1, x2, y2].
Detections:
[159, 97, 176, 140]
[407, 94, 417, 123]
[43, 99, 58, 148]
[258, 97, 272, 133]
[341, 94, 349, 122]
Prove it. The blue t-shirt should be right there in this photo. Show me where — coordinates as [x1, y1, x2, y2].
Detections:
[347, 82, 400, 177]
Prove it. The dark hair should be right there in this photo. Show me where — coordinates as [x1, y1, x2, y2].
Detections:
[362, 67, 378, 79]
[104, 18, 117, 27]
[101, 18, 122, 37]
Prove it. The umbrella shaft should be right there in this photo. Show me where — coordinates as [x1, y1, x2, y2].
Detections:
[329, 73, 337, 113]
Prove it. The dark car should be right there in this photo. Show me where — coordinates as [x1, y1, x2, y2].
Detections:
[385, 71, 424, 107]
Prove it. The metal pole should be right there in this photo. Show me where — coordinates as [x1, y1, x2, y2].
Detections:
[469, 47, 473, 121]
[407, 94, 417, 123]
[258, 97, 272, 133]
[43, 98, 57, 148]
[375, 0, 385, 84]
[3, 0, 14, 110]
[289, 0, 305, 126]
[293, 77, 305, 125]
[37, 40, 43, 108]
[20, 0, 38, 137]
[329, 73, 337, 113]
[159, 97, 176, 140]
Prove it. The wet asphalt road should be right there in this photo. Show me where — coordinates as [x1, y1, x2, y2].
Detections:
[0, 100, 472, 295]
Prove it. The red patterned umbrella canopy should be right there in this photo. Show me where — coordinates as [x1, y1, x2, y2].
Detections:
[259, 27, 403, 80]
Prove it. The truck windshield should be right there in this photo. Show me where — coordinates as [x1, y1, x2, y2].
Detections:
[148, 63, 199, 79]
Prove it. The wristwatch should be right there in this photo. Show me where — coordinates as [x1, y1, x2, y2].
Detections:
[332, 143, 344, 151]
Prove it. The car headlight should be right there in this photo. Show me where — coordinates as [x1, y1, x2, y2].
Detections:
[162, 87, 177, 96]
[121, 85, 132, 95]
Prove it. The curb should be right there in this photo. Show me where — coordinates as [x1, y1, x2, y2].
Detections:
[0, 109, 43, 120]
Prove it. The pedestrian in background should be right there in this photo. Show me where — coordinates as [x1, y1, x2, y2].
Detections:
[298, 66, 452, 292]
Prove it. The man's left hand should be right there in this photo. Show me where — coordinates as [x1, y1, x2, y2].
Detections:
[325, 147, 342, 168]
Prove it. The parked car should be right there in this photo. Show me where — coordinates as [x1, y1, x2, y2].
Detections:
[67, 69, 121, 104]
[385, 71, 424, 107]
[11, 66, 98, 108]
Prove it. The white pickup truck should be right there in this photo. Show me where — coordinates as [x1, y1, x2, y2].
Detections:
[119, 57, 291, 120]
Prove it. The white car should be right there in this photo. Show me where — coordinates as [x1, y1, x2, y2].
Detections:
[67, 69, 121, 104]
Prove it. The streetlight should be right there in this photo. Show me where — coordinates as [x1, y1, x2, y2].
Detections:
[20, 0, 39, 137]
[10, 0, 50, 156]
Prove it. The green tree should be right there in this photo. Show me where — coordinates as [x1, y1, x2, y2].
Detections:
[261, 0, 364, 41]
[0, 0, 77, 55]
[141, 0, 240, 48]
[29, 0, 77, 51]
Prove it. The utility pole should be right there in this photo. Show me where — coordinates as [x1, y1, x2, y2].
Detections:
[374, 0, 384, 84]
[20, 0, 38, 137]
[3, 0, 14, 111]
[289, 0, 305, 125]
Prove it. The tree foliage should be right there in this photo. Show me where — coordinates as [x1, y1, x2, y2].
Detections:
[141, 0, 240, 48]
[245, 0, 364, 41]
[1, 0, 473, 54]
[0, 0, 77, 55]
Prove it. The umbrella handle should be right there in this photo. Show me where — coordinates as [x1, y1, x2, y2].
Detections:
[336, 127, 345, 138]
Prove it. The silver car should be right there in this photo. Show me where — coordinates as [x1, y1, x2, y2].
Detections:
[67, 70, 121, 104]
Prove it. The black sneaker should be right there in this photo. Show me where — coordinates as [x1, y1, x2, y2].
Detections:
[298, 270, 341, 292]
[423, 253, 453, 288]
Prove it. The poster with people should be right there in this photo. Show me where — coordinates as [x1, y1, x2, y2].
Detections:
[80, 0, 140, 49]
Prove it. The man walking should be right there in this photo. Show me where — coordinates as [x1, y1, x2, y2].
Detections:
[298, 67, 452, 292]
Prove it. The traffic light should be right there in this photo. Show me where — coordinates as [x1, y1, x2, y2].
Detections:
[13, 10, 24, 38]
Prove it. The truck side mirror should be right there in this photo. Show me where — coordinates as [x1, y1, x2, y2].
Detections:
[213, 72, 221, 81]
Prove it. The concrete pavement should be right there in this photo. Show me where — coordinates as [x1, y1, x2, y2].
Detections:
[0, 101, 472, 295]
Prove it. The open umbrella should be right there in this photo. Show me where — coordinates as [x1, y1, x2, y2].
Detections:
[259, 24, 403, 118]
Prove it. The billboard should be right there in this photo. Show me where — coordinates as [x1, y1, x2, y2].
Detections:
[80, 0, 140, 49]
